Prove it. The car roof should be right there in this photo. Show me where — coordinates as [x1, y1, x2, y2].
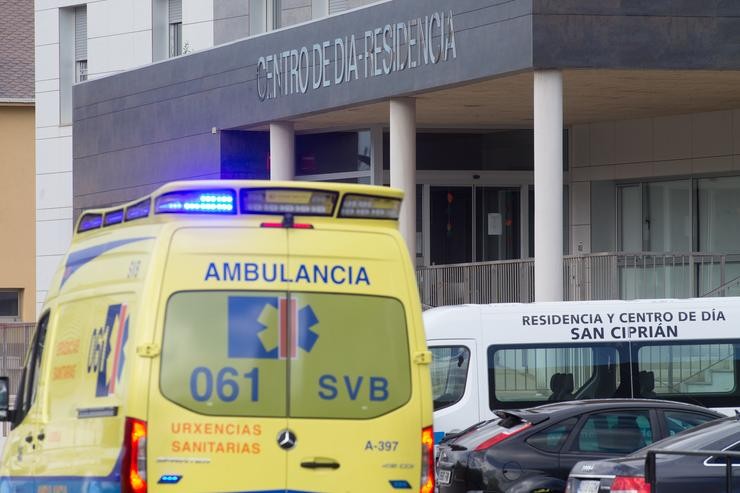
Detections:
[517, 398, 724, 417]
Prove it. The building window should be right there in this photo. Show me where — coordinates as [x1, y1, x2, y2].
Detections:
[74, 6, 87, 82]
[168, 0, 182, 57]
[0, 291, 20, 321]
[250, 0, 281, 35]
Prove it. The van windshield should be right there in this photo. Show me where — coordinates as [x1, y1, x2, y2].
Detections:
[430, 346, 470, 411]
[160, 291, 411, 419]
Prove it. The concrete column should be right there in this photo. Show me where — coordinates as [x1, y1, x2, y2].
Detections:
[390, 98, 416, 260]
[270, 121, 295, 181]
[534, 70, 563, 301]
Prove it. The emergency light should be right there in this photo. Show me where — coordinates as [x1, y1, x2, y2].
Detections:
[241, 188, 337, 216]
[339, 194, 402, 219]
[125, 199, 151, 221]
[154, 190, 236, 214]
[76, 183, 403, 235]
[104, 209, 124, 226]
[77, 213, 103, 233]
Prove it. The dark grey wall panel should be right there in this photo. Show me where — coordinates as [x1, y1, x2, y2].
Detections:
[532, 0, 740, 69]
[73, 131, 221, 213]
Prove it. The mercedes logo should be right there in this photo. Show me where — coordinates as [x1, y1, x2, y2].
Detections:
[277, 429, 297, 450]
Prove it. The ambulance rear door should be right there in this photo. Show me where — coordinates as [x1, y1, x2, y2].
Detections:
[147, 225, 291, 492]
[284, 227, 422, 492]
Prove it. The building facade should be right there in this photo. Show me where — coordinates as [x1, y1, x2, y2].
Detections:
[1, 0, 35, 323]
[36, 0, 740, 310]
[34, 0, 375, 314]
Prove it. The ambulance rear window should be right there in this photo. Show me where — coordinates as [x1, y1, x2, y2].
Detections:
[160, 291, 411, 419]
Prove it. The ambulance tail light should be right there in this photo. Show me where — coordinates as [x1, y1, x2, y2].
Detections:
[420, 426, 435, 493]
[339, 194, 401, 220]
[155, 189, 236, 214]
[122, 417, 147, 493]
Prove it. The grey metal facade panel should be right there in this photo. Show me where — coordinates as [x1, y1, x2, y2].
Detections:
[533, 0, 740, 17]
[73, 0, 534, 131]
[73, 132, 222, 212]
[531, 0, 740, 69]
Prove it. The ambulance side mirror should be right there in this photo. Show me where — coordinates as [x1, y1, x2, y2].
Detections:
[0, 377, 9, 421]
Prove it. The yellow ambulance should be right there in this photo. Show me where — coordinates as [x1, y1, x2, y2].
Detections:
[0, 180, 434, 493]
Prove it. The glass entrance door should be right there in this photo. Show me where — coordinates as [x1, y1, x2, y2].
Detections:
[476, 187, 521, 262]
[429, 186, 524, 265]
[430, 187, 472, 265]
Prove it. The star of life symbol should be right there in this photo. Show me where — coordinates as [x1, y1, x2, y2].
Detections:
[227, 296, 319, 359]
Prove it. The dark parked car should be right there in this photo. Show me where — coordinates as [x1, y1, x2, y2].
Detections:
[566, 415, 740, 493]
[435, 399, 723, 493]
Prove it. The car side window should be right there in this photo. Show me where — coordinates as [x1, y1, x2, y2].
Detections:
[526, 417, 578, 452]
[574, 411, 653, 454]
[663, 411, 717, 437]
[14, 313, 50, 427]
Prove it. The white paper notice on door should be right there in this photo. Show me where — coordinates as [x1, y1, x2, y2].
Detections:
[488, 213, 502, 236]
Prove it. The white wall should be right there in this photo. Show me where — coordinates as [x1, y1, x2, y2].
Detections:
[569, 109, 740, 255]
[35, 3, 70, 314]
[182, 0, 213, 53]
[34, 0, 165, 315]
[87, 0, 153, 79]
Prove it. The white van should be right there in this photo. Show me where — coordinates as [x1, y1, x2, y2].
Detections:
[425, 297, 740, 442]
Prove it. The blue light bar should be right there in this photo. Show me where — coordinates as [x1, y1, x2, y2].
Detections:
[104, 209, 124, 226]
[77, 213, 103, 233]
[155, 189, 237, 215]
[125, 199, 151, 221]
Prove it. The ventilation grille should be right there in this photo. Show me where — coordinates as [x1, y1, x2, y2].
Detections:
[74, 6, 87, 61]
[169, 0, 182, 23]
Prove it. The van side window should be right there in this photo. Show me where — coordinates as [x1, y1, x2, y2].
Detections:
[487, 344, 622, 408]
[14, 313, 50, 426]
[430, 346, 470, 411]
[637, 343, 735, 395]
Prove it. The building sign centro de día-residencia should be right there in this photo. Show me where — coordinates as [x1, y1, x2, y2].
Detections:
[256, 10, 458, 101]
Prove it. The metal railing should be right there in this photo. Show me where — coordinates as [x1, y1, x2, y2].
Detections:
[417, 252, 740, 307]
[646, 448, 740, 493]
[0, 323, 35, 438]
